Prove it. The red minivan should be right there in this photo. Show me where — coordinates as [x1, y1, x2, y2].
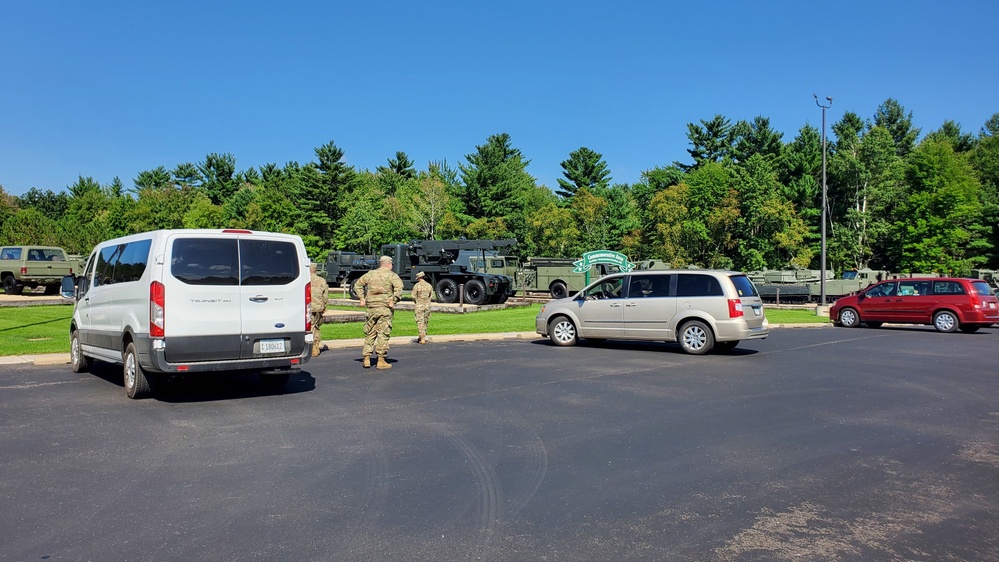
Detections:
[830, 277, 999, 333]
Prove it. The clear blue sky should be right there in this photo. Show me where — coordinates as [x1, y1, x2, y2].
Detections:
[2, 1, 997, 197]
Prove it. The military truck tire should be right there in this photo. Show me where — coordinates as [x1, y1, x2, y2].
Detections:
[838, 307, 860, 328]
[548, 316, 578, 347]
[71, 329, 89, 373]
[549, 281, 568, 299]
[496, 292, 509, 304]
[123, 342, 153, 399]
[348, 279, 360, 300]
[436, 278, 459, 304]
[3, 274, 23, 295]
[464, 279, 487, 305]
[678, 320, 714, 355]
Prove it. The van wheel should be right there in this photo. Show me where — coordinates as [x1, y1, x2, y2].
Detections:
[933, 311, 958, 333]
[714, 340, 739, 352]
[548, 316, 578, 347]
[679, 320, 714, 355]
[435, 278, 459, 304]
[838, 307, 860, 328]
[3, 275, 22, 295]
[71, 329, 89, 373]
[549, 281, 568, 299]
[123, 342, 153, 399]
[959, 325, 980, 333]
[464, 279, 488, 305]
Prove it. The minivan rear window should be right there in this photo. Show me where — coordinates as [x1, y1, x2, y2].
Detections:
[970, 281, 995, 296]
[729, 275, 759, 297]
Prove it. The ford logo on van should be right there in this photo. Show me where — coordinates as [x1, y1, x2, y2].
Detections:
[275, 323, 285, 328]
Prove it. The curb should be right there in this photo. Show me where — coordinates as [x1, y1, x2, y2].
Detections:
[0, 325, 833, 367]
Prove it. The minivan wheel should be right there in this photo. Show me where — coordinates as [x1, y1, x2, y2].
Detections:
[679, 320, 714, 355]
[123, 342, 153, 399]
[838, 307, 860, 328]
[933, 311, 958, 333]
[548, 316, 578, 347]
[70, 330, 89, 373]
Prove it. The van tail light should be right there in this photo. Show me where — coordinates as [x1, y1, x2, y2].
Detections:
[150, 281, 165, 338]
[728, 298, 744, 318]
[305, 281, 312, 332]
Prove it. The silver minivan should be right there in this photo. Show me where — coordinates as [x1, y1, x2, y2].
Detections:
[535, 269, 768, 354]
[63, 229, 313, 398]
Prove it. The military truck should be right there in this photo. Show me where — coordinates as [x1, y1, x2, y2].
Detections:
[466, 254, 627, 299]
[971, 268, 999, 291]
[323, 251, 377, 287]
[334, 239, 518, 305]
[747, 267, 832, 304]
[1, 245, 78, 294]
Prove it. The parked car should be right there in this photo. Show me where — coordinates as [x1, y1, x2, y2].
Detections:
[535, 269, 769, 354]
[830, 277, 999, 333]
[1, 245, 77, 294]
[62, 229, 313, 399]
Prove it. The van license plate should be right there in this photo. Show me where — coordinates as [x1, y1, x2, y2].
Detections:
[259, 339, 285, 354]
[752, 306, 762, 316]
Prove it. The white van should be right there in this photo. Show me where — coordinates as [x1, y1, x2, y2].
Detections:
[63, 229, 314, 398]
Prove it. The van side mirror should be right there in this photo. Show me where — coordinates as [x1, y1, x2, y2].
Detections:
[60, 275, 77, 299]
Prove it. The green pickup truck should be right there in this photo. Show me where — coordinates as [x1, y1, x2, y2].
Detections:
[1, 245, 78, 295]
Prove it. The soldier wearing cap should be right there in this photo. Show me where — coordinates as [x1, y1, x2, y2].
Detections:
[412, 270, 433, 344]
[355, 255, 404, 369]
[309, 262, 329, 357]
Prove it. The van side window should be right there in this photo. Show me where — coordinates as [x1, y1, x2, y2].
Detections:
[112, 239, 152, 284]
[627, 274, 672, 298]
[932, 281, 965, 295]
[171, 239, 239, 285]
[676, 274, 723, 297]
[94, 245, 123, 287]
[240, 239, 299, 285]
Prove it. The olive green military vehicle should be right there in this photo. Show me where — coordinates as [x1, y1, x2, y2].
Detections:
[1, 245, 78, 294]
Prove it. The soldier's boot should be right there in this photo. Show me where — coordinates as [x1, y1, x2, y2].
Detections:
[418, 334, 426, 344]
[362, 355, 371, 369]
[312, 347, 321, 357]
[376, 355, 391, 370]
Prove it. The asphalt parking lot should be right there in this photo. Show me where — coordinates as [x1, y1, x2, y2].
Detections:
[1, 326, 997, 561]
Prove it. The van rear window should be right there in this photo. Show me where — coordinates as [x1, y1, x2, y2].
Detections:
[171, 239, 239, 285]
[240, 239, 299, 285]
[729, 275, 759, 297]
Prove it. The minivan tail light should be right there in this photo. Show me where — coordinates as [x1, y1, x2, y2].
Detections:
[150, 281, 165, 338]
[728, 298, 744, 318]
[305, 281, 312, 332]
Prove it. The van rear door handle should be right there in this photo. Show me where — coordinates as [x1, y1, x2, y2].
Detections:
[249, 295, 269, 303]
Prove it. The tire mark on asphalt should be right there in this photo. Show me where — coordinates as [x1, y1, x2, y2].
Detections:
[0, 380, 84, 390]
[442, 431, 501, 561]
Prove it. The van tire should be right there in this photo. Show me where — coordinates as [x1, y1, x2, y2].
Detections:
[932, 310, 958, 333]
[71, 329, 89, 373]
[678, 320, 714, 355]
[548, 316, 578, 347]
[838, 307, 860, 328]
[3, 275, 22, 295]
[123, 342, 153, 399]
[549, 281, 568, 299]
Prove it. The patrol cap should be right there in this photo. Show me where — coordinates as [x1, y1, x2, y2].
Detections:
[379, 255, 393, 265]
[415, 271, 425, 279]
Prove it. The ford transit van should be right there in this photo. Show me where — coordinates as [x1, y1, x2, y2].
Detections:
[64, 229, 313, 398]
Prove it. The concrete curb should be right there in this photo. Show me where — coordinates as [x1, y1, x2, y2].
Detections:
[0, 325, 833, 367]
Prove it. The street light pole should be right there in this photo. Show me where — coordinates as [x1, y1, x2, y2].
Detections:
[814, 94, 832, 307]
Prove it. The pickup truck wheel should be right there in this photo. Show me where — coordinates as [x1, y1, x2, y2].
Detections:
[71, 329, 89, 373]
[435, 278, 459, 304]
[549, 281, 568, 299]
[123, 342, 153, 399]
[464, 279, 487, 305]
[3, 275, 23, 295]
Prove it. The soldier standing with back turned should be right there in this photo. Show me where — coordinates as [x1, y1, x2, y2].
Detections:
[356, 255, 404, 369]
[412, 271, 433, 344]
[310, 262, 329, 357]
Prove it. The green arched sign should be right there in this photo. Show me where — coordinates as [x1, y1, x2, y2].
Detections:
[573, 250, 635, 285]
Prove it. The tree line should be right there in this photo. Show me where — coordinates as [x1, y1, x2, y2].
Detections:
[1, 98, 996, 276]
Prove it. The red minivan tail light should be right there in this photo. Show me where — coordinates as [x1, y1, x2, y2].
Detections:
[728, 298, 744, 318]
[305, 282, 312, 332]
[150, 281, 165, 337]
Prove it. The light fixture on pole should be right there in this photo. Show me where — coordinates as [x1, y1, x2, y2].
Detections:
[814, 94, 832, 306]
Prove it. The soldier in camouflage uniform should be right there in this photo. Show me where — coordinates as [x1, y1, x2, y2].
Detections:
[356, 255, 404, 369]
[412, 271, 433, 344]
[310, 262, 329, 357]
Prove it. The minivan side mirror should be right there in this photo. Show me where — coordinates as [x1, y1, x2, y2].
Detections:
[60, 275, 76, 300]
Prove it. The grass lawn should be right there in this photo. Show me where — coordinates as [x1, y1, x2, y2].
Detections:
[0, 303, 829, 356]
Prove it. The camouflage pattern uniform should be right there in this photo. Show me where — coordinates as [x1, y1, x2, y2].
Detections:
[356, 265, 404, 363]
[412, 274, 433, 344]
[310, 267, 329, 357]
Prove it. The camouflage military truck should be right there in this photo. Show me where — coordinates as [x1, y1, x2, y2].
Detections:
[1, 245, 78, 294]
